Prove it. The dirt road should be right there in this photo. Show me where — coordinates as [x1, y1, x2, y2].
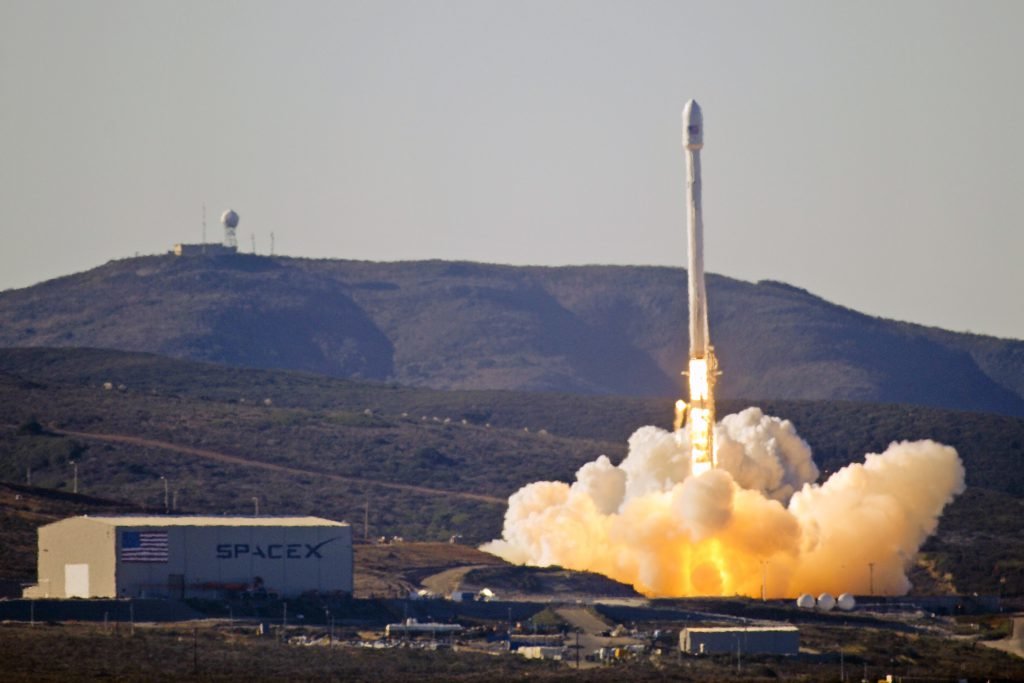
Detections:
[54, 429, 506, 505]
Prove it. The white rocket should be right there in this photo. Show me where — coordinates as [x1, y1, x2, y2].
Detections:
[683, 100, 709, 358]
[678, 99, 720, 475]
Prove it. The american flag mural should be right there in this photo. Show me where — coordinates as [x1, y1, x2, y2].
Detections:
[121, 530, 169, 563]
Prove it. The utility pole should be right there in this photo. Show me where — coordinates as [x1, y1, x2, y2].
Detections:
[576, 629, 581, 669]
[70, 461, 78, 494]
[364, 500, 369, 541]
[868, 562, 875, 596]
[160, 476, 169, 514]
[253, 496, 260, 516]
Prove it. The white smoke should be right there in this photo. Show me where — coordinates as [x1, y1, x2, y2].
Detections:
[482, 407, 965, 598]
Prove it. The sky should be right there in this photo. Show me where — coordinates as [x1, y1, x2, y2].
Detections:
[1, 1, 1022, 339]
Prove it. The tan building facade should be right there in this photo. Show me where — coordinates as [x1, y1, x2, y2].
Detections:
[23, 516, 352, 599]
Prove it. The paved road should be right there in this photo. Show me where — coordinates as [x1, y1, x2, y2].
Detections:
[983, 616, 1024, 659]
[556, 606, 642, 668]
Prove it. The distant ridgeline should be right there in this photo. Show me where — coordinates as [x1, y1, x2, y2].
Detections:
[0, 255, 1021, 416]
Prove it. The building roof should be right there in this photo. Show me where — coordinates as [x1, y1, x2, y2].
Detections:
[50, 516, 348, 528]
[684, 626, 799, 633]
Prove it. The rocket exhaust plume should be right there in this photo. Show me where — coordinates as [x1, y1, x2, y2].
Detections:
[481, 101, 966, 598]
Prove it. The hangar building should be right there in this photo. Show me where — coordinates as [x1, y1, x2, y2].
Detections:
[22, 516, 352, 599]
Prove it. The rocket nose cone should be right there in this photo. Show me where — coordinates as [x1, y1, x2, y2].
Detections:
[683, 99, 704, 150]
[683, 99, 702, 121]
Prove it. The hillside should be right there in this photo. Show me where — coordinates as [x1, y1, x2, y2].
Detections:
[1, 347, 1023, 597]
[0, 255, 1021, 415]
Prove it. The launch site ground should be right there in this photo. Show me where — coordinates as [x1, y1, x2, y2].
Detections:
[3, 348, 1024, 679]
[1, 587, 1023, 681]
[2, 536, 1024, 680]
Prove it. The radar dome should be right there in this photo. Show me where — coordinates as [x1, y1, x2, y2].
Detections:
[221, 209, 240, 228]
[837, 593, 856, 611]
[817, 593, 836, 611]
[796, 594, 815, 609]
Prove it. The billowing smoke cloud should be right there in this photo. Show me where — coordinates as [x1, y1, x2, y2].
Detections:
[482, 407, 965, 598]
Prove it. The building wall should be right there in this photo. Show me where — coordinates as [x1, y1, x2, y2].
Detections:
[114, 524, 353, 598]
[25, 518, 353, 599]
[25, 518, 117, 598]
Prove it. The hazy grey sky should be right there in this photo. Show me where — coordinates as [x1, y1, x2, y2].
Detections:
[2, 1, 1022, 339]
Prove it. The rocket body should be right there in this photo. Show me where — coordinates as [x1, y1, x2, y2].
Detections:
[679, 99, 719, 475]
[683, 100, 709, 358]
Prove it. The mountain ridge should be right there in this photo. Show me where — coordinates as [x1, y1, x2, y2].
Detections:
[1, 253, 1021, 416]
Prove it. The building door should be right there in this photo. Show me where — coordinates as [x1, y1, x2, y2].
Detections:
[65, 563, 89, 598]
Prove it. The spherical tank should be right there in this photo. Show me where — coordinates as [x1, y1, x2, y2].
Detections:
[221, 210, 240, 228]
[796, 594, 815, 609]
[837, 593, 856, 611]
[817, 593, 836, 611]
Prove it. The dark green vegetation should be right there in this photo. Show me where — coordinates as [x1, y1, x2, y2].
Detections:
[1, 254, 1022, 414]
[1, 347, 1024, 597]
[0, 622, 562, 682]
[0, 481, 145, 584]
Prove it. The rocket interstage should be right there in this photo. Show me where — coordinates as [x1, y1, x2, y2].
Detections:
[678, 99, 720, 476]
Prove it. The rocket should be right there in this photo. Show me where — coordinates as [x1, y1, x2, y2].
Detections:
[677, 99, 720, 475]
[683, 100, 709, 359]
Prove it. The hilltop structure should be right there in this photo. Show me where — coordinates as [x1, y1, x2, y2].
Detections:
[171, 242, 236, 257]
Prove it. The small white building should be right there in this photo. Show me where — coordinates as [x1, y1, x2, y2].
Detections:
[172, 243, 237, 257]
[680, 626, 799, 656]
[23, 516, 352, 599]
